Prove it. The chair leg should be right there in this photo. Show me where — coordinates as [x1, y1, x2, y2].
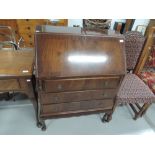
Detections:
[140, 103, 151, 117]
[129, 103, 151, 120]
[102, 112, 112, 122]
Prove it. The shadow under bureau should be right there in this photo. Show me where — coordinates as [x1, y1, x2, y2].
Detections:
[35, 25, 126, 130]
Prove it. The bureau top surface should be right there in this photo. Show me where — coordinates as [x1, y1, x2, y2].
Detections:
[35, 26, 126, 79]
[36, 25, 122, 37]
[0, 50, 34, 78]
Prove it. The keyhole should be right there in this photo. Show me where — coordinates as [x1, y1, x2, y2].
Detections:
[104, 81, 108, 87]
[103, 93, 107, 98]
[55, 96, 58, 102]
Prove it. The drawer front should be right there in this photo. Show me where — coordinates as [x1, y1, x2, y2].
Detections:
[0, 79, 20, 91]
[40, 89, 117, 104]
[43, 77, 120, 93]
[41, 99, 114, 115]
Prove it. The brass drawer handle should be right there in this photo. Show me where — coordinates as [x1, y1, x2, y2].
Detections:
[102, 93, 108, 97]
[55, 96, 58, 102]
[58, 84, 62, 90]
[104, 81, 108, 87]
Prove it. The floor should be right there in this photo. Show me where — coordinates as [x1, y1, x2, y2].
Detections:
[0, 94, 155, 135]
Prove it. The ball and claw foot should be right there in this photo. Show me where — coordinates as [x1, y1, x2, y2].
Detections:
[40, 120, 46, 131]
[41, 125, 46, 131]
[102, 113, 112, 123]
[36, 120, 46, 131]
[37, 122, 42, 128]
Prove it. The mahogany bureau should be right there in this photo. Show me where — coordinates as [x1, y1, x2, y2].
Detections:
[35, 25, 126, 130]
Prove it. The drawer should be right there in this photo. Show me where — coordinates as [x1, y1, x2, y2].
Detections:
[40, 89, 117, 104]
[43, 77, 120, 93]
[41, 99, 114, 115]
[0, 79, 20, 91]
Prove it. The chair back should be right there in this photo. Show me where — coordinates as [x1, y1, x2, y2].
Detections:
[124, 31, 145, 71]
[134, 27, 155, 74]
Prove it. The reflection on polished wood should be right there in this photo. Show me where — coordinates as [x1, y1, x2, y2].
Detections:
[35, 26, 126, 130]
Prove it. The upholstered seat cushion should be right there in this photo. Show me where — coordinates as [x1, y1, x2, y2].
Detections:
[117, 73, 155, 104]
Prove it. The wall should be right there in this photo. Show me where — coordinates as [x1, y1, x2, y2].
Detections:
[131, 19, 150, 30]
[68, 19, 83, 27]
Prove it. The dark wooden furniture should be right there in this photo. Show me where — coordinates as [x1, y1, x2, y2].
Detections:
[0, 50, 36, 111]
[124, 19, 135, 33]
[35, 25, 126, 130]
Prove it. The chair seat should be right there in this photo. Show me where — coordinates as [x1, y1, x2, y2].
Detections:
[138, 71, 155, 94]
[117, 73, 155, 104]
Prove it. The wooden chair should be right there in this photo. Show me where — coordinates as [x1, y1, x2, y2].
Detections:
[117, 28, 155, 120]
[135, 26, 155, 116]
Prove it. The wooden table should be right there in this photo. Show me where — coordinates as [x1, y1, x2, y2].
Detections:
[0, 50, 35, 97]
